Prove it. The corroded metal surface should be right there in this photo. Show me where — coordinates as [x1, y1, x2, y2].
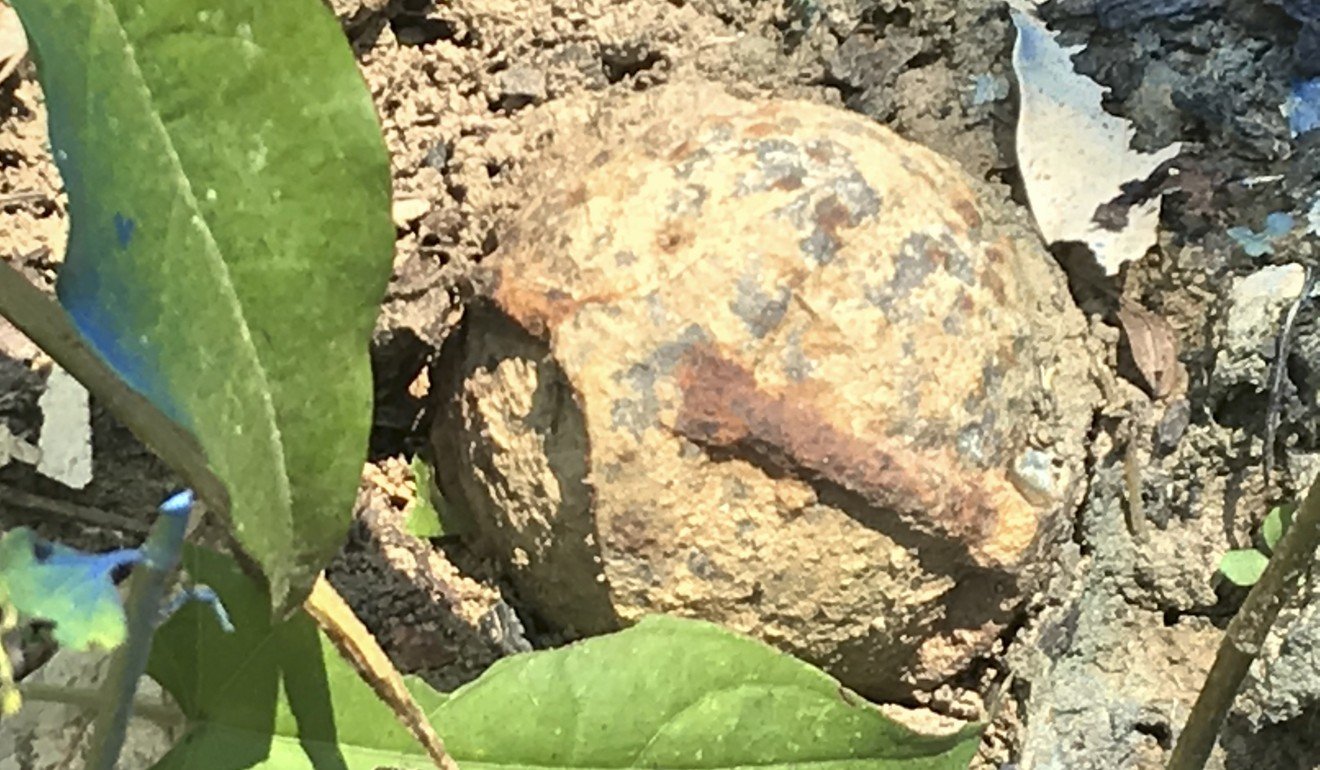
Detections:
[432, 81, 1099, 697]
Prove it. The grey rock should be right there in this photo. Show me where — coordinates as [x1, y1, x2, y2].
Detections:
[496, 66, 547, 112]
[1213, 264, 1307, 390]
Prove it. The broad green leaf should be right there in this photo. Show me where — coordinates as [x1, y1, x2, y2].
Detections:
[9, 0, 393, 610]
[432, 616, 981, 770]
[147, 547, 436, 770]
[150, 550, 981, 770]
[403, 456, 446, 539]
[1219, 549, 1269, 587]
[0, 527, 140, 649]
[1262, 503, 1297, 553]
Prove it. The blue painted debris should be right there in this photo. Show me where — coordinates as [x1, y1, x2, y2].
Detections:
[1286, 78, 1320, 137]
[159, 584, 235, 632]
[969, 74, 1008, 105]
[1227, 212, 1295, 257]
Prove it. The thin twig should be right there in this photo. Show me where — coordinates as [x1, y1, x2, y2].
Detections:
[1166, 474, 1320, 769]
[0, 191, 47, 206]
[1263, 266, 1315, 487]
[20, 682, 183, 728]
[0, 483, 148, 533]
[1124, 412, 1148, 539]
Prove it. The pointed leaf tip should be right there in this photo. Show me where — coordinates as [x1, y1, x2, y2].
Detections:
[9, 0, 394, 611]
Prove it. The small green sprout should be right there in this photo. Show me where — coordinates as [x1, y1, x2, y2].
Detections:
[1219, 502, 1297, 587]
[403, 456, 448, 539]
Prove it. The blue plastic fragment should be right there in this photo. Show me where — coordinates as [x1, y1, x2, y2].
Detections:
[1228, 212, 1295, 257]
[158, 583, 235, 632]
[1287, 78, 1320, 138]
[0, 528, 144, 649]
[159, 489, 195, 517]
[1264, 211, 1295, 237]
[190, 585, 234, 632]
[37, 543, 143, 581]
[970, 74, 1007, 106]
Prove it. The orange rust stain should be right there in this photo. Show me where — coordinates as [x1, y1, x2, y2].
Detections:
[667, 140, 696, 163]
[814, 196, 851, 241]
[953, 198, 982, 231]
[671, 344, 1035, 566]
[982, 266, 1006, 304]
[805, 142, 834, 164]
[493, 281, 582, 338]
[494, 277, 633, 338]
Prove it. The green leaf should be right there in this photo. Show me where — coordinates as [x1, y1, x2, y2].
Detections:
[152, 550, 981, 770]
[432, 615, 981, 770]
[403, 457, 446, 539]
[0, 528, 141, 650]
[1219, 549, 1270, 587]
[9, 0, 393, 610]
[1262, 502, 1297, 553]
[147, 547, 436, 770]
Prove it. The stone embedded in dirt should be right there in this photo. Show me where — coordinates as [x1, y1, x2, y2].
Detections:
[429, 81, 1098, 698]
[1214, 263, 1308, 390]
[36, 366, 92, 489]
[495, 66, 548, 112]
[392, 197, 431, 228]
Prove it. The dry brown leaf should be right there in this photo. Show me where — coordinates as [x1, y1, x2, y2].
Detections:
[1117, 301, 1186, 399]
[0, 3, 26, 85]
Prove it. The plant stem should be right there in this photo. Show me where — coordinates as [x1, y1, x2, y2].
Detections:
[1263, 266, 1315, 486]
[21, 683, 184, 728]
[1167, 476, 1320, 770]
[86, 492, 193, 770]
[0, 257, 228, 512]
[305, 576, 459, 770]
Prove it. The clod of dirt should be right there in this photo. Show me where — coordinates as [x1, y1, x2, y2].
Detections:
[1213, 263, 1308, 391]
[429, 81, 1099, 699]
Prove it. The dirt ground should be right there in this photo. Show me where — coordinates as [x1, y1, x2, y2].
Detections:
[4, 0, 1320, 768]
